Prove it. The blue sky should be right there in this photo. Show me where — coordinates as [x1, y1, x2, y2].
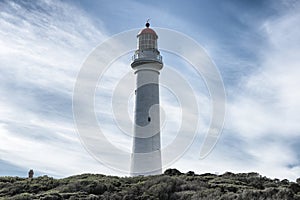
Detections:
[0, 0, 300, 180]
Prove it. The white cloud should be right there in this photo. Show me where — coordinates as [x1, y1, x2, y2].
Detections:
[1, 0, 300, 181]
[220, 5, 300, 180]
[228, 7, 300, 138]
[162, 2, 300, 181]
[0, 0, 113, 176]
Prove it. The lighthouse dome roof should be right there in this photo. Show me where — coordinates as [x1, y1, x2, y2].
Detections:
[137, 22, 158, 38]
[138, 27, 157, 36]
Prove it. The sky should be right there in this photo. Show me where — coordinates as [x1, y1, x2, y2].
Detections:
[0, 0, 300, 180]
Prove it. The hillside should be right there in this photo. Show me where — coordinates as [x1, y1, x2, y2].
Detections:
[0, 169, 300, 200]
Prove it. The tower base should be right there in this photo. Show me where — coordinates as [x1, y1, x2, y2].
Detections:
[130, 150, 162, 176]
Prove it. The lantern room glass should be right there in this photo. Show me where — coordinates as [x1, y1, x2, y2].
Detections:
[138, 33, 157, 50]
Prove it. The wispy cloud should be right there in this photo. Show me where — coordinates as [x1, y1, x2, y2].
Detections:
[220, 2, 300, 180]
[159, 0, 300, 181]
[0, 0, 109, 177]
[1, 0, 300, 181]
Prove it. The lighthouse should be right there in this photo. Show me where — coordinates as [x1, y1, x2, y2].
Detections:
[130, 22, 163, 176]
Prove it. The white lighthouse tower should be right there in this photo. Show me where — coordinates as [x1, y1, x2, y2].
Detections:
[130, 22, 163, 176]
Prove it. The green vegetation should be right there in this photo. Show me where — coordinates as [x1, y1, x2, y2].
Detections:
[0, 169, 299, 199]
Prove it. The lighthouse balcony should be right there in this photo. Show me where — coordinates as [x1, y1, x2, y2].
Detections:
[132, 49, 162, 64]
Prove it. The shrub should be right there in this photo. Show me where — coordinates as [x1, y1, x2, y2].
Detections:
[296, 178, 300, 185]
[186, 171, 195, 176]
[11, 193, 34, 200]
[164, 169, 182, 176]
[1, 169, 299, 199]
[290, 183, 300, 193]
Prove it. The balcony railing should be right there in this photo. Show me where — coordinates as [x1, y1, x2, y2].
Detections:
[132, 51, 162, 63]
